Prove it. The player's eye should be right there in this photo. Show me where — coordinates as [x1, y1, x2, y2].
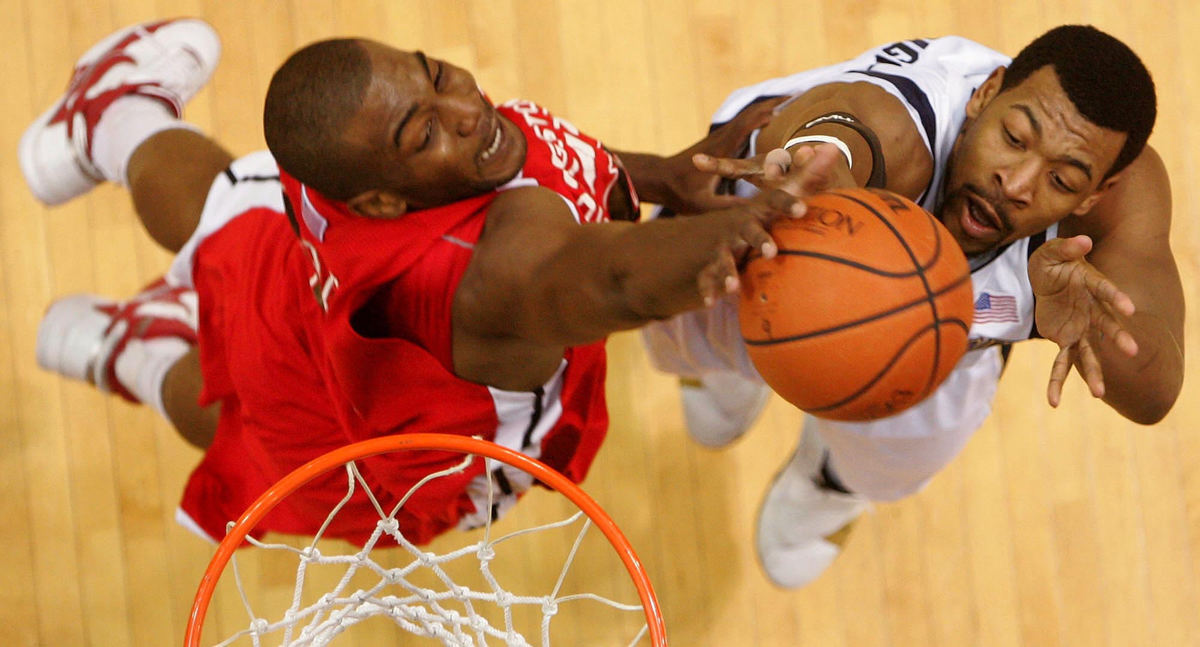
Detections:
[418, 119, 434, 151]
[1002, 127, 1022, 149]
[1050, 171, 1076, 193]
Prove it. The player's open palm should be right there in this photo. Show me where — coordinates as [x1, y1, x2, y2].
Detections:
[1029, 235, 1139, 406]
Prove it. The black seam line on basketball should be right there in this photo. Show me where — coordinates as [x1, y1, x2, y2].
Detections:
[742, 272, 971, 346]
[836, 190, 944, 395]
[774, 196, 946, 276]
[941, 319, 971, 333]
[774, 250, 937, 277]
[806, 320, 959, 413]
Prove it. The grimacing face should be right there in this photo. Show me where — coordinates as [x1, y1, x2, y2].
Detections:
[338, 41, 527, 213]
[938, 65, 1127, 256]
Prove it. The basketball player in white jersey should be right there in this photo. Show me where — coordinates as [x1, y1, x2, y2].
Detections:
[643, 25, 1184, 587]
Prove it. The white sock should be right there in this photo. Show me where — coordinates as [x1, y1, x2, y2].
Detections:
[89, 96, 200, 186]
[113, 337, 191, 422]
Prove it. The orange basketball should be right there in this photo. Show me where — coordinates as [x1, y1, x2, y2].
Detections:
[738, 187, 974, 421]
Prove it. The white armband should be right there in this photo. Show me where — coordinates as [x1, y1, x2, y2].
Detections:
[783, 134, 853, 169]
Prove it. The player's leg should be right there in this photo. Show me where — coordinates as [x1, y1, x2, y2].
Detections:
[162, 348, 218, 449]
[23, 19, 228, 445]
[755, 418, 868, 589]
[36, 280, 216, 446]
[756, 347, 1005, 588]
[641, 297, 771, 447]
[19, 18, 225, 252]
[677, 372, 771, 448]
[127, 126, 233, 253]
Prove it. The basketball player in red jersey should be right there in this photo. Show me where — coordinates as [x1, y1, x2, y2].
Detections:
[21, 19, 839, 545]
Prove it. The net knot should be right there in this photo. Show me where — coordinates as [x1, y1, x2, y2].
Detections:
[250, 618, 270, 634]
[476, 544, 496, 562]
[469, 614, 491, 632]
[379, 517, 400, 534]
[541, 597, 559, 616]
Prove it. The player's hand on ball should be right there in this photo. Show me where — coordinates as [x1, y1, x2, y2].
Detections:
[691, 147, 840, 307]
[1029, 235, 1139, 407]
[695, 198, 803, 306]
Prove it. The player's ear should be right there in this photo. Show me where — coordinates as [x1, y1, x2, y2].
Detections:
[966, 67, 1006, 119]
[347, 189, 408, 219]
[1071, 173, 1122, 216]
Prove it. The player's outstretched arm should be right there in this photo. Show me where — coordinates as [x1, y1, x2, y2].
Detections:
[1044, 147, 1185, 424]
[612, 97, 786, 215]
[693, 81, 934, 200]
[450, 148, 838, 390]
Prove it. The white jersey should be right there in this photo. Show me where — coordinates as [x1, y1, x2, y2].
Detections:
[644, 37, 1056, 500]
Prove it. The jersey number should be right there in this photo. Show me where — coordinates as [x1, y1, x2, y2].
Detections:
[871, 40, 929, 69]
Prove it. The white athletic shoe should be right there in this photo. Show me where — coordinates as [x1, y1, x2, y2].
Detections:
[19, 18, 221, 205]
[756, 420, 869, 588]
[37, 279, 198, 403]
[679, 371, 771, 448]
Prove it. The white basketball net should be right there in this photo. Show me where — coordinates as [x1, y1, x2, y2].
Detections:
[208, 453, 651, 646]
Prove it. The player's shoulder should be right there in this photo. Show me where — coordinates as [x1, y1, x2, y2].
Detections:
[487, 185, 579, 228]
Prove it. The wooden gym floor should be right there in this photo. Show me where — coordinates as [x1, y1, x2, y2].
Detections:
[1, 1, 1196, 645]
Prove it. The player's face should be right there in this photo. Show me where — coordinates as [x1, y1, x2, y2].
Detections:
[340, 42, 527, 210]
[940, 66, 1126, 256]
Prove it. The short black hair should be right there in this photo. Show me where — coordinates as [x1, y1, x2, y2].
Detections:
[264, 39, 373, 200]
[1001, 25, 1156, 179]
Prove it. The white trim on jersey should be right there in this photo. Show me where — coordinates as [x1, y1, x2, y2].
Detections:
[498, 171, 539, 191]
[167, 150, 284, 289]
[300, 186, 329, 242]
[175, 507, 218, 544]
[457, 360, 569, 531]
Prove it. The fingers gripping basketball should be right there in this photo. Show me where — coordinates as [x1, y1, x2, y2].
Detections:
[738, 188, 974, 421]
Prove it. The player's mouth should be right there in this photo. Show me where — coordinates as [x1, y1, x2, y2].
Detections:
[960, 188, 1006, 240]
[479, 112, 505, 167]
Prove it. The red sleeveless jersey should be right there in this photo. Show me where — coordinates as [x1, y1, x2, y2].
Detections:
[181, 101, 636, 546]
